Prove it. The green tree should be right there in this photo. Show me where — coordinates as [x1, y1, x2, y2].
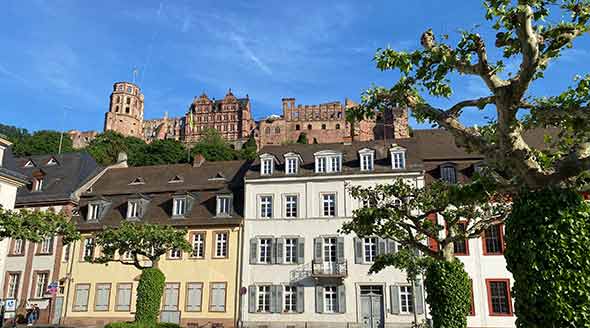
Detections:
[341, 179, 507, 327]
[239, 135, 258, 160]
[84, 131, 146, 166]
[0, 123, 29, 143]
[12, 130, 74, 157]
[190, 128, 239, 161]
[90, 222, 192, 325]
[0, 207, 79, 244]
[136, 139, 188, 166]
[296, 133, 308, 144]
[348, 1, 590, 326]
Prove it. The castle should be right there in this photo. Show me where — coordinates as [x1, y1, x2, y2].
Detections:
[68, 81, 409, 148]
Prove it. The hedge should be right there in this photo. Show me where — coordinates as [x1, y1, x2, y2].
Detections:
[135, 268, 166, 325]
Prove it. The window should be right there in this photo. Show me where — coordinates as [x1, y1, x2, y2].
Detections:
[321, 124, 326, 130]
[360, 152, 374, 171]
[453, 222, 469, 255]
[315, 155, 341, 173]
[261, 158, 273, 176]
[363, 237, 377, 262]
[391, 151, 406, 169]
[73, 284, 90, 311]
[484, 224, 504, 255]
[33, 272, 49, 298]
[275, 127, 281, 134]
[12, 239, 24, 255]
[214, 232, 228, 258]
[186, 283, 203, 312]
[192, 233, 205, 258]
[284, 286, 297, 312]
[24, 160, 35, 168]
[163, 283, 180, 311]
[335, 123, 340, 130]
[88, 203, 100, 221]
[210, 282, 226, 312]
[317, 157, 327, 173]
[259, 238, 272, 263]
[307, 124, 312, 130]
[115, 283, 132, 312]
[127, 200, 141, 219]
[487, 280, 512, 315]
[216, 196, 232, 216]
[257, 285, 271, 312]
[39, 236, 53, 254]
[322, 194, 336, 217]
[47, 157, 58, 165]
[33, 177, 44, 191]
[95, 283, 111, 311]
[169, 248, 182, 259]
[399, 286, 414, 314]
[441, 165, 457, 184]
[286, 158, 298, 175]
[284, 238, 297, 264]
[172, 197, 186, 217]
[324, 286, 338, 313]
[323, 237, 337, 264]
[285, 195, 298, 218]
[260, 196, 273, 218]
[6, 273, 20, 298]
[83, 238, 94, 260]
[265, 127, 271, 135]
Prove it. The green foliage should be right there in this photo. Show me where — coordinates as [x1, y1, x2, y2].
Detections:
[0, 208, 79, 244]
[135, 139, 188, 166]
[296, 133, 308, 144]
[12, 130, 74, 157]
[85, 131, 146, 166]
[0, 123, 28, 142]
[424, 260, 471, 328]
[505, 187, 590, 327]
[135, 268, 166, 326]
[190, 128, 239, 161]
[239, 135, 258, 160]
[91, 222, 192, 268]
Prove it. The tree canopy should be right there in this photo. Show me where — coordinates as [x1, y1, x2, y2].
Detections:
[0, 208, 79, 244]
[12, 130, 74, 157]
[190, 128, 240, 161]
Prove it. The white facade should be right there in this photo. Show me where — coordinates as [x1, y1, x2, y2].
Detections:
[241, 171, 427, 328]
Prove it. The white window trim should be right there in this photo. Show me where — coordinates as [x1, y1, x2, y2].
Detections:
[172, 197, 187, 217]
[284, 238, 298, 264]
[284, 285, 297, 313]
[324, 286, 338, 313]
[314, 151, 343, 173]
[320, 192, 337, 217]
[258, 195, 274, 219]
[257, 285, 271, 313]
[127, 200, 141, 219]
[390, 149, 406, 170]
[191, 233, 205, 258]
[214, 232, 228, 258]
[359, 148, 375, 172]
[88, 203, 100, 221]
[260, 154, 275, 176]
[399, 285, 414, 314]
[363, 237, 377, 263]
[283, 194, 299, 218]
[285, 157, 299, 175]
[258, 238, 272, 264]
[216, 195, 233, 217]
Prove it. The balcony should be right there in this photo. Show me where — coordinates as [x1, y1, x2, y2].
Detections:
[311, 260, 347, 278]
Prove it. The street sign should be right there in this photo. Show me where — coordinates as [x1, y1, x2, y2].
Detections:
[47, 281, 59, 296]
[4, 299, 16, 312]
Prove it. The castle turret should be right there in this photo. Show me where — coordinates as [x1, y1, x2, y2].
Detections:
[104, 82, 144, 138]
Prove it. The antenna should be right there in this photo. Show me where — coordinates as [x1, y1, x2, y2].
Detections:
[59, 106, 73, 154]
[132, 67, 139, 84]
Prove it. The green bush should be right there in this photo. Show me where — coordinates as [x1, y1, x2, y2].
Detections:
[135, 268, 166, 325]
[424, 259, 471, 328]
[505, 187, 590, 327]
[104, 322, 180, 328]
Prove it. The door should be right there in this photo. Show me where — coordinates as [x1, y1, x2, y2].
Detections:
[360, 286, 384, 328]
[52, 297, 64, 325]
[323, 237, 337, 274]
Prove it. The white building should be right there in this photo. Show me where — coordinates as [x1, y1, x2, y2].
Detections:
[240, 140, 428, 328]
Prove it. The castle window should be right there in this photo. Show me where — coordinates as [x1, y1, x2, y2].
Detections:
[337, 112, 342, 118]
[307, 124, 312, 130]
[275, 127, 280, 134]
[127, 86, 132, 93]
[321, 124, 326, 130]
[126, 107, 130, 114]
[115, 106, 120, 112]
[265, 127, 270, 135]
[336, 124, 341, 130]
[126, 97, 131, 105]
[117, 96, 121, 103]
[295, 125, 300, 131]
[118, 85, 123, 91]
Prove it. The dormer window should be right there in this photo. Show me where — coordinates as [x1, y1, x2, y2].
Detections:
[172, 197, 187, 217]
[359, 149, 375, 172]
[390, 145, 406, 170]
[284, 153, 302, 175]
[260, 154, 275, 176]
[88, 203, 100, 221]
[216, 195, 233, 217]
[314, 151, 342, 173]
[24, 160, 35, 168]
[127, 200, 142, 219]
[168, 175, 184, 184]
[33, 177, 44, 192]
[130, 177, 145, 185]
[440, 164, 457, 184]
[46, 157, 58, 166]
[473, 162, 486, 175]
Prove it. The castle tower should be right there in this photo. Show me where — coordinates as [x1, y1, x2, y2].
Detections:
[104, 82, 144, 139]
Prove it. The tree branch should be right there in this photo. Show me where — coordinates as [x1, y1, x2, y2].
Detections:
[447, 96, 496, 118]
[513, 2, 540, 98]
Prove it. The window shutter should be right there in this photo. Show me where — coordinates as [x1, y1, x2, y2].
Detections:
[354, 237, 363, 264]
[269, 238, 276, 264]
[297, 238, 305, 264]
[313, 238, 323, 264]
[387, 239, 397, 253]
[187, 283, 202, 311]
[96, 285, 109, 311]
[337, 285, 346, 313]
[414, 281, 424, 314]
[48, 236, 55, 253]
[296, 286, 305, 313]
[315, 286, 323, 313]
[378, 238, 387, 256]
[248, 286, 257, 313]
[271, 285, 282, 313]
[249, 238, 258, 264]
[337, 237, 345, 263]
[275, 238, 284, 264]
[74, 285, 89, 311]
[390, 285, 400, 314]
[116, 284, 132, 311]
[211, 283, 226, 312]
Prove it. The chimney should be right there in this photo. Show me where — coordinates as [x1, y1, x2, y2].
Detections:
[193, 153, 206, 167]
[392, 107, 410, 139]
[117, 152, 128, 168]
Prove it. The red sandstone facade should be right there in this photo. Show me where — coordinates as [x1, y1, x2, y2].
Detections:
[103, 82, 144, 139]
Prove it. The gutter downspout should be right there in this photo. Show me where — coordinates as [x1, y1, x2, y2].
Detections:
[60, 239, 77, 326]
[235, 222, 245, 328]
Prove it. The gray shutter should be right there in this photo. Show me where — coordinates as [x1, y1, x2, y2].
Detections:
[378, 238, 387, 256]
[337, 285, 346, 313]
[273, 285, 283, 313]
[390, 285, 400, 314]
[337, 237, 345, 263]
[276, 238, 284, 264]
[354, 237, 363, 264]
[269, 238, 276, 264]
[297, 238, 305, 264]
[248, 286, 257, 313]
[387, 239, 397, 253]
[313, 238, 323, 264]
[315, 286, 323, 313]
[296, 286, 304, 313]
[96, 285, 108, 311]
[49, 236, 55, 253]
[250, 238, 258, 264]
[414, 281, 424, 314]
[270, 285, 279, 313]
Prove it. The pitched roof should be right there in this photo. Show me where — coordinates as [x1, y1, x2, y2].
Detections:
[15, 152, 101, 206]
[0, 142, 28, 184]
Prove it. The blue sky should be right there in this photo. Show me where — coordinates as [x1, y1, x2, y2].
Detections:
[2, 0, 590, 133]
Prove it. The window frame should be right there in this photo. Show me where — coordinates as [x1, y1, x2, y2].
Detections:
[115, 283, 133, 312]
[440, 164, 458, 184]
[284, 238, 298, 264]
[73, 283, 91, 312]
[38, 236, 53, 255]
[31, 271, 49, 299]
[94, 283, 112, 312]
[172, 197, 187, 217]
[190, 232, 206, 259]
[363, 237, 377, 263]
[258, 238, 273, 264]
[399, 285, 414, 314]
[257, 285, 271, 313]
[88, 203, 100, 221]
[261, 157, 274, 176]
[259, 195, 273, 219]
[126, 200, 142, 219]
[359, 149, 375, 172]
[284, 285, 297, 313]
[486, 279, 513, 316]
[4, 271, 21, 299]
[452, 221, 470, 256]
[482, 224, 505, 255]
[285, 157, 299, 175]
[213, 231, 229, 259]
[216, 195, 233, 217]
[209, 282, 227, 312]
[185, 282, 204, 312]
[391, 150, 406, 170]
[321, 193, 337, 217]
[284, 194, 298, 218]
[323, 286, 338, 313]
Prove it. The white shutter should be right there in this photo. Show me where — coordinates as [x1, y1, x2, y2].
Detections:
[116, 284, 132, 311]
[74, 284, 89, 311]
[95, 284, 110, 311]
[186, 283, 203, 312]
[210, 283, 226, 312]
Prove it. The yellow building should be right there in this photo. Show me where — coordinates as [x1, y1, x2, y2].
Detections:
[61, 159, 247, 328]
